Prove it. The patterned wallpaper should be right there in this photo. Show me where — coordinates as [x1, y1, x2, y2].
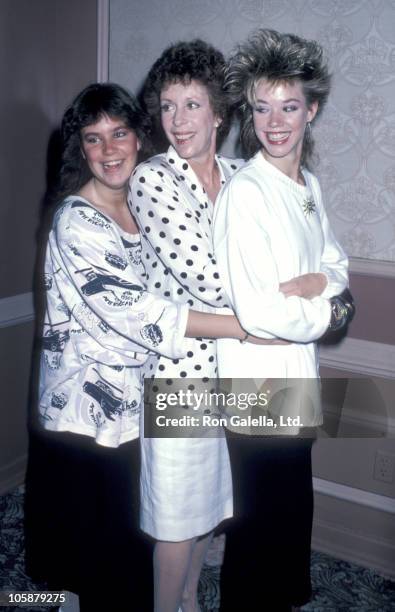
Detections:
[109, 0, 395, 264]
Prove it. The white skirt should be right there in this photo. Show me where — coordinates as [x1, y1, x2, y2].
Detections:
[139, 338, 232, 540]
[139, 433, 232, 541]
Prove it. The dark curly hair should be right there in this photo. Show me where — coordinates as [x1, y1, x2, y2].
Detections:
[226, 29, 331, 168]
[142, 39, 232, 150]
[55, 82, 151, 202]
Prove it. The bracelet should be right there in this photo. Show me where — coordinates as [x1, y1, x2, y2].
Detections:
[329, 296, 348, 331]
[328, 288, 355, 332]
[240, 331, 249, 344]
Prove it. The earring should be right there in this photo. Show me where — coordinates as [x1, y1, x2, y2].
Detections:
[81, 150, 86, 160]
[305, 122, 312, 140]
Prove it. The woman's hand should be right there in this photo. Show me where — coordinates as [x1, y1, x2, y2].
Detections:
[279, 272, 327, 299]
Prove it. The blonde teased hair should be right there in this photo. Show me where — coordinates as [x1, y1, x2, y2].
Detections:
[226, 28, 331, 168]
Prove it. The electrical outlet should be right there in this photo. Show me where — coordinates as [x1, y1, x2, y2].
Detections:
[373, 451, 395, 483]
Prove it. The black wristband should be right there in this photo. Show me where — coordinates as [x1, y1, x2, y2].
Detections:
[329, 288, 355, 331]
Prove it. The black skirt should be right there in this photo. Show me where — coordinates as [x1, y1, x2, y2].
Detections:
[24, 429, 153, 611]
[219, 435, 314, 611]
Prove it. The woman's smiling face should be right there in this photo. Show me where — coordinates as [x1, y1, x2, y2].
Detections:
[80, 114, 140, 191]
[252, 79, 318, 172]
[160, 79, 220, 163]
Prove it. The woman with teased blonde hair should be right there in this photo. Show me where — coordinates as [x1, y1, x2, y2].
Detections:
[214, 29, 353, 611]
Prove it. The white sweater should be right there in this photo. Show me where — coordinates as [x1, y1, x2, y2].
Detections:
[213, 153, 349, 430]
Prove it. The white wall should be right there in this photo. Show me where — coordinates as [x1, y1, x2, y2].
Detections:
[109, 0, 395, 266]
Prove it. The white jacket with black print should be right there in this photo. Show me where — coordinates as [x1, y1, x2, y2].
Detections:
[39, 196, 188, 447]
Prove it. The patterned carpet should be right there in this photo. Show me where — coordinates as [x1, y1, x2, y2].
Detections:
[1, 486, 394, 611]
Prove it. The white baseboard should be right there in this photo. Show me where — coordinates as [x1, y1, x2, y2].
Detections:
[336, 406, 395, 437]
[313, 477, 395, 514]
[319, 336, 395, 379]
[312, 516, 395, 580]
[0, 292, 34, 329]
[350, 257, 395, 278]
[312, 477, 395, 578]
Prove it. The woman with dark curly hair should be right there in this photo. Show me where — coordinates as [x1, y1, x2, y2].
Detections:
[213, 29, 352, 611]
[129, 38, 328, 612]
[128, 39, 245, 612]
[24, 82, 257, 612]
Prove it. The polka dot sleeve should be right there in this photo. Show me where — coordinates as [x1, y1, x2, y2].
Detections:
[129, 158, 228, 309]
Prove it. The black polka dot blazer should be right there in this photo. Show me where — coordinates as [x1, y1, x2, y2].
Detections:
[129, 146, 243, 380]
